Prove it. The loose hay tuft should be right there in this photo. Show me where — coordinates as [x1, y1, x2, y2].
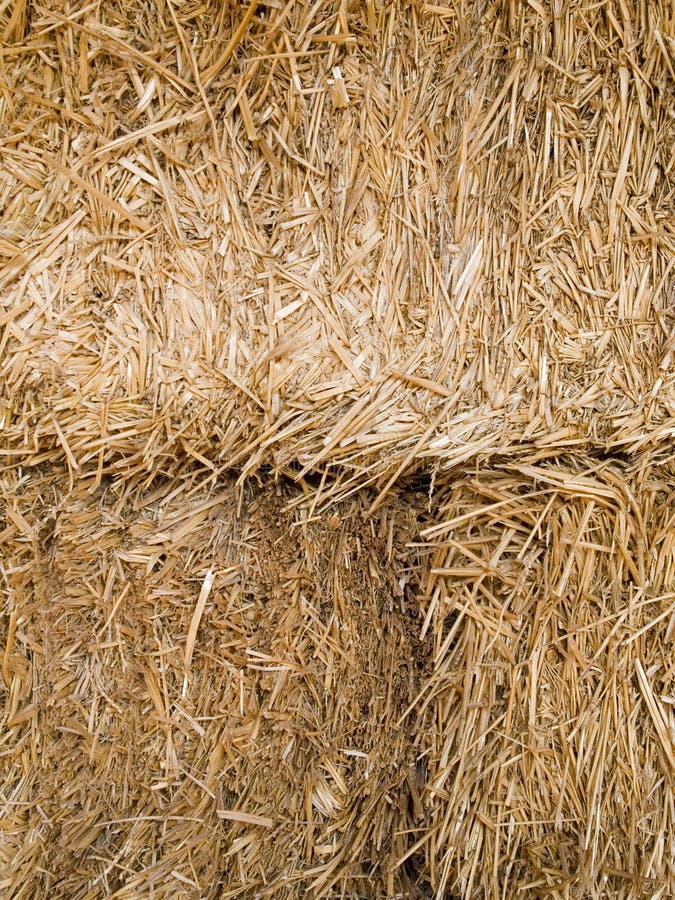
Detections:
[1, 1, 675, 897]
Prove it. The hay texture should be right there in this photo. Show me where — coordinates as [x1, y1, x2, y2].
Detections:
[1, 0, 675, 898]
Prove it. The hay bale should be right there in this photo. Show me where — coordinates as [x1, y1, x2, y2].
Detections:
[415, 455, 675, 896]
[1, 0, 674, 499]
[1, 473, 434, 897]
[1, 1, 675, 897]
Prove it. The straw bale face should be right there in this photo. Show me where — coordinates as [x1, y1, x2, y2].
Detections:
[415, 458, 675, 897]
[1, 474, 435, 897]
[2, 1, 674, 506]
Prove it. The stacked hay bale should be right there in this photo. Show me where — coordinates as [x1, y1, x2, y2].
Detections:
[1, 1, 674, 897]
[1, 470, 434, 897]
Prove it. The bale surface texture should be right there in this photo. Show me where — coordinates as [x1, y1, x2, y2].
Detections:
[1, 1, 674, 898]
